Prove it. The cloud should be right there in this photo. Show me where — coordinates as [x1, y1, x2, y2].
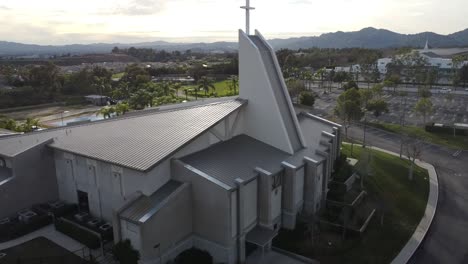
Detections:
[102, 0, 168, 16]
[0, 5, 11, 10]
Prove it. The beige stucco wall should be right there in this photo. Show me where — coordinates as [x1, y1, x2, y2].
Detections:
[139, 183, 193, 260]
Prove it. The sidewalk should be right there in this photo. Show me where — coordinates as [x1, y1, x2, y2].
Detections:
[343, 143, 439, 264]
[0, 225, 84, 253]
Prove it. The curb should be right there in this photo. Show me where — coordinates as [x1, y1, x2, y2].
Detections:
[342, 143, 439, 264]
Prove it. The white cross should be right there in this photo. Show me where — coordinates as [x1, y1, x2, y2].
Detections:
[240, 0, 255, 35]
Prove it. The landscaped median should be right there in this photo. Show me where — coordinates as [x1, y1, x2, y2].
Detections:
[273, 143, 435, 264]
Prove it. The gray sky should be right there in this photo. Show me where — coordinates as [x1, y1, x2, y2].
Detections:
[1, 0, 467, 45]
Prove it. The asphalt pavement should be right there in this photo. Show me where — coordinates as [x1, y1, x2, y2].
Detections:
[346, 125, 468, 264]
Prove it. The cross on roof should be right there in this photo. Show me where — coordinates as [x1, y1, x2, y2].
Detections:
[240, 0, 255, 35]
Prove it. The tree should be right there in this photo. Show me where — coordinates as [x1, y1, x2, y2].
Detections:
[129, 90, 152, 109]
[228, 75, 239, 95]
[115, 102, 129, 116]
[414, 98, 433, 125]
[112, 240, 140, 264]
[425, 68, 438, 89]
[343, 80, 359, 91]
[98, 106, 116, 119]
[371, 83, 384, 99]
[286, 78, 306, 103]
[359, 89, 373, 108]
[19, 118, 39, 132]
[198, 76, 215, 96]
[299, 91, 315, 107]
[359, 54, 379, 88]
[159, 81, 173, 96]
[333, 71, 350, 88]
[384, 74, 400, 94]
[314, 68, 327, 93]
[367, 99, 389, 117]
[0, 118, 18, 131]
[403, 137, 423, 181]
[172, 82, 182, 97]
[419, 87, 432, 98]
[460, 65, 468, 88]
[334, 88, 363, 139]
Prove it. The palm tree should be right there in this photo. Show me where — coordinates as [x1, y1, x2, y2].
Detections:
[20, 118, 40, 132]
[160, 81, 172, 96]
[172, 82, 182, 98]
[115, 102, 130, 116]
[198, 76, 215, 97]
[228, 75, 239, 94]
[98, 107, 116, 119]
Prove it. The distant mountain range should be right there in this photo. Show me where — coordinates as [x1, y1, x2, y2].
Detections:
[2, 27, 468, 56]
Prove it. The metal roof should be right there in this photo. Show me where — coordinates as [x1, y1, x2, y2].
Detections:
[181, 135, 291, 188]
[120, 180, 183, 224]
[0, 99, 245, 171]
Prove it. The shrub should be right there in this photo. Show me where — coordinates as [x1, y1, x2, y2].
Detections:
[112, 239, 140, 264]
[299, 91, 315, 107]
[343, 80, 359, 90]
[175, 248, 213, 264]
[55, 217, 101, 249]
[0, 214, 52, 242]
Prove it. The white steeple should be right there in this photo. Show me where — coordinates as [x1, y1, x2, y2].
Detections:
[240, 0, 255, 35]
[424, 39, 429, 50]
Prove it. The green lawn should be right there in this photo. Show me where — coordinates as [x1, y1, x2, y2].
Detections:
[183, 80, 238, 98]
[112, 72, 125, 79]
[368, 122, 468, 150]
[273, 144, 429, 264]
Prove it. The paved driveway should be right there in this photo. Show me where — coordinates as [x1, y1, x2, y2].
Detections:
[246, 250, 315, 264]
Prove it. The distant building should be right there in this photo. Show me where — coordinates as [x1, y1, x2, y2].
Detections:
[84, 95, 111, 106]
[377, 41, 468, 76]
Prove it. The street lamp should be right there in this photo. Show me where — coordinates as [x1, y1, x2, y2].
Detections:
[61, 111, 70, 126]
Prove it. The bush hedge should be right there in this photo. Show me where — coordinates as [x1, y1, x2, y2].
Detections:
[175, 248, 213, 264]
[55, 217, 101, 249]
[299, 91, 315, 107]
[425, 123, 468, 136]
[0, 214, 52, 242]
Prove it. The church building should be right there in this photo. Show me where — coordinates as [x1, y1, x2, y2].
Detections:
[0, 5, 342, 263]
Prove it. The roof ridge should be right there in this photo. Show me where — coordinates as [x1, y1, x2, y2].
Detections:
[0, 98, 245, 141]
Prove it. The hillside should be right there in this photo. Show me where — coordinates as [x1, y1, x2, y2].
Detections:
[1, 27, 468, 56]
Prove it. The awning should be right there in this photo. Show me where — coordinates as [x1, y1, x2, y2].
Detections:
[246, 226, 278, 247]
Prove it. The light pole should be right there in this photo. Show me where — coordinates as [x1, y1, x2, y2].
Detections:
[61, 111, 70, 126]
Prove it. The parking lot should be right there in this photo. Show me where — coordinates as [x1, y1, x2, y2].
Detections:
[308, 85, 468, 126]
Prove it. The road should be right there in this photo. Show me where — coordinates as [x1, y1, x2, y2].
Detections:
[347, 125, 468, 264]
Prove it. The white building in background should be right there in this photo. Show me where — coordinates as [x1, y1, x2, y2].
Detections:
[0, 16, 343, 264]
[377, 41, 468, 75]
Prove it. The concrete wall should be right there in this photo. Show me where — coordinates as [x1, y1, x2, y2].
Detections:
[238, 30, 294, 154]
[53, 116, 235, 222]
[0, 141, 58, 218]
[172, 160, 234, 263]
[303, 158, 325, 215]
[243, 179, 258, 230]
[54, 151, 131, 221]
[139, 183, 193, 261]
[121, 219, 142, 253]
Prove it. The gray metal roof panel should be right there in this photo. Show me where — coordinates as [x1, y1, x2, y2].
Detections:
[0, 99, 245, 171]
[181, 135, 291, 188]
[120, 180, 182, 223]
